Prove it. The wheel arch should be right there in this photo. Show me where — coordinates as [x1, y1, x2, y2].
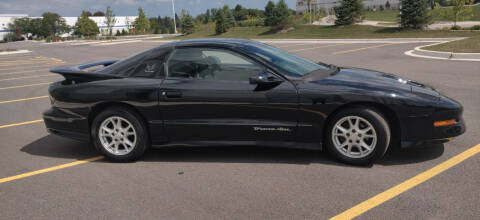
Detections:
[323, 101, 401, 146]
[88, 102, 151, 141]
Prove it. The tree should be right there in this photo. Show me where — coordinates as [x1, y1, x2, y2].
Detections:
[180, 10, 195, 34]
[386, 1, 391, 9]
[7, 17, 30, 38]
[104, 6, 117, 39]
[233, 4, 248, 21]
[223, 6, 236, 28]
[75, 11, 99, 38]
[175, 13, 180, 28]
[28, 18, 43, 38]
[204, 9, 211, 24]
[264, 1, 276, 26]
[400, 0, 431, 29]
[436, 0, 474, 26]
[264, 0, 291, 29]
[215, 9, 228, 35]
[93, 11, 105, 16]
[134, 7, 150, 34]
[334, 0, 364, 25]
[41, 12, 70, 38]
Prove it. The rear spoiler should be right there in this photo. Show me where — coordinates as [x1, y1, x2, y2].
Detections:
[50, 60, 122, 81]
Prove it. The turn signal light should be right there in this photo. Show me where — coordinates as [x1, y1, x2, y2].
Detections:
[434, 119, 456, 127]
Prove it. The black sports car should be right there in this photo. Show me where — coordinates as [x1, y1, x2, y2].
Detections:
[43, 39, 465, 165]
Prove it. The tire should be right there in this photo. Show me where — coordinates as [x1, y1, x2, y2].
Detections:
[325, 107, 390, 165]
[91, 107, 149, 162]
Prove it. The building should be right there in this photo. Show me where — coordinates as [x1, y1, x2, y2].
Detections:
[0, 14, 138, 40]
[0, 14, 28, 41]
[296, 0, 400, 14]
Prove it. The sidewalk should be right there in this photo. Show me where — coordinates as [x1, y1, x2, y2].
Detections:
[405, 42, 480, 62]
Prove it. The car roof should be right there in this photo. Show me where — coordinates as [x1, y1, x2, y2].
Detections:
[165, 38, 258, 47]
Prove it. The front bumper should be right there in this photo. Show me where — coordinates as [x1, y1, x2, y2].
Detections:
[400, 106, 466, 148]
[43, 107, 90, 142]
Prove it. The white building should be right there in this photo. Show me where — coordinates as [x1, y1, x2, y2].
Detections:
[63, 16, 138, 36]
[0, 14, 138, 40]
[0, 14, 28, 40]
[296, 0, 400, 13]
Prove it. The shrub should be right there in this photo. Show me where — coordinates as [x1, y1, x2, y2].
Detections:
[471, 25, 480, 30]
[3, 32, 23, 42]
[451, 25, 462, 30]
[237, 17, 264, 27]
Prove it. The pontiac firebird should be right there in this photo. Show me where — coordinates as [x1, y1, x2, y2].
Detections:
[43, 39, 465, 165]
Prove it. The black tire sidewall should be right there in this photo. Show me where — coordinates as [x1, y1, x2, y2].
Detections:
[91, 107, 148, 162]
[325, 108, 390, 165]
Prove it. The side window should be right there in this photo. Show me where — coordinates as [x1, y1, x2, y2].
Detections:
[166, 48, 265, 81]
[130, 50, 170, 78]
[131, 58, 164, 78]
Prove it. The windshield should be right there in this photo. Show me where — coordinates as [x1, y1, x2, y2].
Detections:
[236, 42, 330, 77]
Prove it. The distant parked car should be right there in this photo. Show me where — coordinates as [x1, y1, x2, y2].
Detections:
[43, 39, 465, 165]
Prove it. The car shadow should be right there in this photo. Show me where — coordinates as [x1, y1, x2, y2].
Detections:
[378, 142, 445, 166]
[21, 135, 444, 167]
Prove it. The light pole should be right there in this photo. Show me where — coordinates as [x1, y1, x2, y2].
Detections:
[172, 0, 177, 34]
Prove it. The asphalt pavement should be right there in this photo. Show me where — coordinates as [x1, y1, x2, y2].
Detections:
[0, 39, 478, 219]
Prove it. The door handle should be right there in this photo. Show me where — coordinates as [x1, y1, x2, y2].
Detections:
[163, 91, 182, 98]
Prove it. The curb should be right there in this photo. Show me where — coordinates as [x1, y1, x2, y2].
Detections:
[0, 50, 32, 56]
[405, 41, 480, 62]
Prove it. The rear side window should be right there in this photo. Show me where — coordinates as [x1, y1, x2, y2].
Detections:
[130, 49, 170, 78]
[102, 47, 170, 78]
[166, 47, 265, 81]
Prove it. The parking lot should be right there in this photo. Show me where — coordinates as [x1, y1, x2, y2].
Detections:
[0, 40, 478, 219]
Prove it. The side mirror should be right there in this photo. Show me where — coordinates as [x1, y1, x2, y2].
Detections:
[249, 71, 283, 85]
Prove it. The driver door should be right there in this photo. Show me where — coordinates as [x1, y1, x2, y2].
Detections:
[159, 47, 298, 142]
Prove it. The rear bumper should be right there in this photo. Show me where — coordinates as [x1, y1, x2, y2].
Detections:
[43, 107, 90, 142]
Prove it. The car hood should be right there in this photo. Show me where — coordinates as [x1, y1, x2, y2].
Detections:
[301, 67, 441, 101]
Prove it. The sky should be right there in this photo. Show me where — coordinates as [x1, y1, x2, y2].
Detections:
[0, 0, 298, 17]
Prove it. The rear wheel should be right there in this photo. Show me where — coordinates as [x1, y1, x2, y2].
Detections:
[326, 108, 390, 165]
[91, 107, 149, 162]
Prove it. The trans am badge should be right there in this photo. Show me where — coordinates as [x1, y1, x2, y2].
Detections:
[253, 127, 292, 132]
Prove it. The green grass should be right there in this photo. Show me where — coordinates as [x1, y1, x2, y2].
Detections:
[365, 5, 480, 22]
[365, 10, 399, 22]
[163, 24, 480, 40]
[424, 36, 480, 53]
[432, 4, 480, 22]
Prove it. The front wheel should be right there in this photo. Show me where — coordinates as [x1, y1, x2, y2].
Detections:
[325, 108, 390, 165]
[91, 107, 149, 162]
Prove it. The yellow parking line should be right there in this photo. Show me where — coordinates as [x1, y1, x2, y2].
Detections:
[0, 56, 36, 61]
[330, 143, 480, 220]
[0, 119, 44, 129]
[0, 96, 49, 104]
[0, 156, 104, 184]
[288, 44, 345, 53]
[0, 61, 63, 67]
[0, 68, 51, 76]
[0, 74, 57, 82]
[0, 58, 50, 63]
[0, 65, 51, 72]
[0, 82, 52, 90]
[332, 43, 397, 55]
